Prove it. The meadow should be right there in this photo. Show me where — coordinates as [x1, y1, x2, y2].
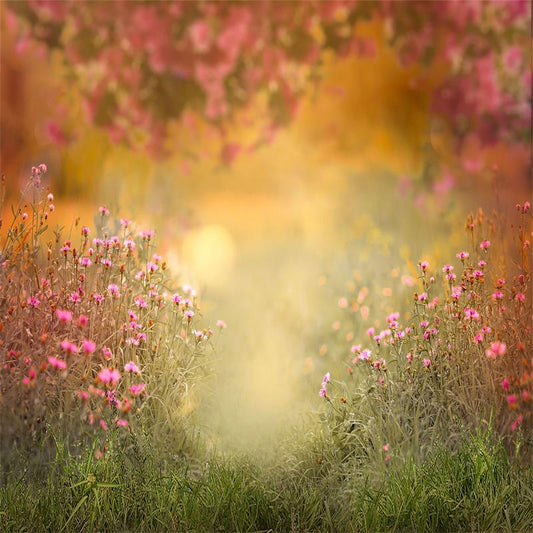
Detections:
[1, 1, 532, 531]
[1, 165, 531, 532]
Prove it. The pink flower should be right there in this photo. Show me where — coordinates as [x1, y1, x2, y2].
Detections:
[322, 372, 330, 384]
[456, 251, 469, 260]
[184, 310, 195, 319]
[100, 419, 108, 431]
[56, 309, 73, 323]
[48, 356, 67, 370]
[422, 358, 431, 369]
[60, 340, 79, 354]
[80, 257, 92, 267]
[99, 206, 110, 216]
[515, 293, 525, 302]
[129, 383, 146, 396]
[27, 297, 40, 308]
[485, 341, 506, 359]
[116, 419, 128, 427]
[401, 275, 415, 287]
[82, 339, 96, 354]
[419, 260, 429, 272]
[511, 414, 523, 432]
[81, 226, 90, 237]
[98, 368, 121, 386]
[135, 296, 147, 308]
[501, 378, 510, 391]
[102, 346, 113, 360]
[418, 292, 427, 302]
[216, 319, 227, 329]
[479, 240, 491, 250]
[107, 284, 120, 298]
[77, 314, 88, 327]
[319, 386, 327, 398]
[506, 394, 517, 406]
[358, 349, 372, 361]
[124, 361, 140, 373]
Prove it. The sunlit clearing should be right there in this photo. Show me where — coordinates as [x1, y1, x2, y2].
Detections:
[182, 224, 236, 288]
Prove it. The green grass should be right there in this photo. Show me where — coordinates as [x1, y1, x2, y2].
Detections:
[2, 431, 532, 532]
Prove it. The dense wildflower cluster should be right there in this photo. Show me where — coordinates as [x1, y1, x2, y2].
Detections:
[0, 165, 217, 456]
[320, 203, 531, 459]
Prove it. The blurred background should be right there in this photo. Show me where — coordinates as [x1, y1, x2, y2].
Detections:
[1, 1, 531, 454]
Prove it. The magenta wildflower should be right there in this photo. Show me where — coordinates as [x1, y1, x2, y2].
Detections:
[479, 240, 491, 249]
[116, 419, 128, 427]
[511, 414, 524, 431]
[501, 378, 510, 391]
[124, 361, 140, 373]
[456, 251, 469, 260]
[422, 358, 431, 369]
[82, 339, 96, 354]
[60, 340, 79, 354]
[27, 297, 40, 308]
[48, 356, 67, 370]
[130, 383, 146, 396]
[216, 319, 227, 329]
[55, 309, 73, 323]
[99, 206, 110, 216]
[98, 368, 121, 386]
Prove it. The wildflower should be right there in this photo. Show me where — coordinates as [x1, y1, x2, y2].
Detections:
[515, 293, 525, 302]
[501, 378, 510, 391]
[319, 387, 327, 398]
[147, 261, 158, 273]
[140, 229, 155, 240]
[80, 257, 92, 267]
[511, 414, 523, 431]
[464, 308, 480, 321]
[135, 296, 148, 308]
[120, 218, 131, 228]
[442, 264, 454, 274]
[322, 372, 330, 384]
[491, 290, 504, 301]
[422, 358, 431, 369]
[358, 349, 372, 361]
[478, 260, 487, 269]
[99, 206, 110, 216]
[98, 368, 121, 386]
[338, 297, 348, 308]
[100, 419, 108, 431]
[524, 201, 531, 213]
[92, 293, 104, 305]
[124, 361, 140, 373]
[350, 344, 361, 354]
[116, 419, 128, 427]
[48, 356, 67, 370]
[82, 339, 96, 354]
[130, 383, 146, 396]
[360, 306, 369, 319]
[81, 226, 90, 237]
[184, 310, 195, 320]
[522, 390, 531, 402]
[49, 204, 55, 212]
[216, 319, 227, 329]
[479, 240, 491, 250]
[77, 314, 88, 327]
[107, 284, 120, 298]
[60, 340, 79, 354]
[401, 275, 415, 287]
[27, 297, 40, 308]
[406, 352, 413, 364]
[366, 327, 375, 337]
[124, 238, 136, 251]
[419, 260, 429, 272]
[56, 309, 73, 324]
[47, 193, 54, 202]
[456, 251, 469, 260]
[417, 292, 427, 302]
[506, 394, 517, 407]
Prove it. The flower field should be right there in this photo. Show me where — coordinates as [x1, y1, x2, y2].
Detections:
[1, 1, 532, 532]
